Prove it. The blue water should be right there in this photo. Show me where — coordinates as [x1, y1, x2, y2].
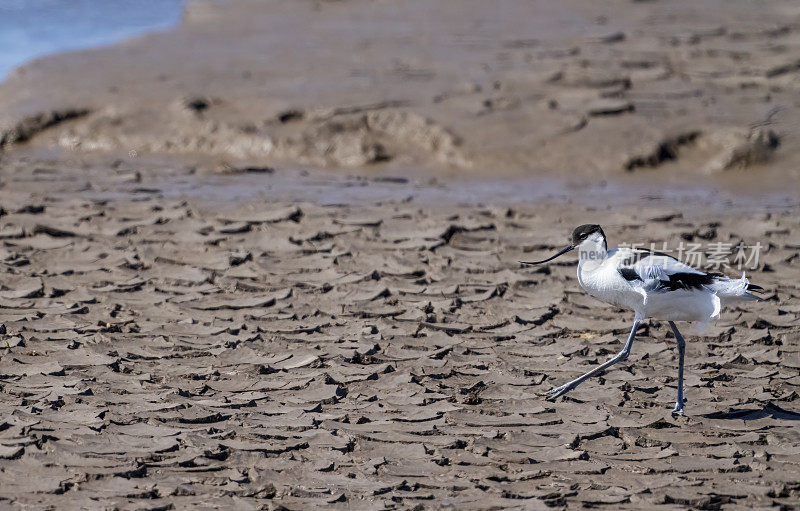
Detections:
[0, 0, 184, 80]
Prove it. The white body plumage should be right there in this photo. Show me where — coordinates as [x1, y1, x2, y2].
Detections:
[575, 231, 758, 325]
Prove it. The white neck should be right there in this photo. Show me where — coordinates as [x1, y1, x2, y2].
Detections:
[577, 233, 608, 271]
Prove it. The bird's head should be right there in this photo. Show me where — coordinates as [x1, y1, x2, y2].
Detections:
[520, 224, 607, 266]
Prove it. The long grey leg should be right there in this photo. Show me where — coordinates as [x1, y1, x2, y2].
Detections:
[547, 319, 640, 400]
[668, 321, 686, 415]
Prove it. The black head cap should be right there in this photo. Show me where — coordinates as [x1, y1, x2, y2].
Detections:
[570, 224, 605, 246]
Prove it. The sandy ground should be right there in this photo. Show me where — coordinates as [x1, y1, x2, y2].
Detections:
[1, 0, 800, 509]
[0, 150, 797, 509]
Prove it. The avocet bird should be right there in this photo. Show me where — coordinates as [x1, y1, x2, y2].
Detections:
[522, 224, 763, 415]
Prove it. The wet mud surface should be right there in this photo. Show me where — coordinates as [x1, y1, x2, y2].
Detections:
[0, 154, 799, 509]
[2, 0, 800, 187]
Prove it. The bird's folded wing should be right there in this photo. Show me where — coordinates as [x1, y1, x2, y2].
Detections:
[613, 248, 711, 291]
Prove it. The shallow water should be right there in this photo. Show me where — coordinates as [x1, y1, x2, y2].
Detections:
[0, 0, 184, 80]
[91, 164, 799, 214]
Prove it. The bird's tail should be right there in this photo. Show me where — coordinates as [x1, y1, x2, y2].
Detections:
[712, 272, 764, 302]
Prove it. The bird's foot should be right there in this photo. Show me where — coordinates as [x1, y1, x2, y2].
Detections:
[547, 382, 574, 401]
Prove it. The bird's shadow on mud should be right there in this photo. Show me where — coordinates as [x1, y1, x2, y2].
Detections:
[701, 402, 800, 421]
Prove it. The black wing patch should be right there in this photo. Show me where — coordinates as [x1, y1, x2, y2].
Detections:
[655, 272, 722, 291]
[618, 267, 642, 282]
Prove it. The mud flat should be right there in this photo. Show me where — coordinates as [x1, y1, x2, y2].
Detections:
[1, 0, 800, 508]
[0, 0, 800, 187]
[0, 150, 798, 508]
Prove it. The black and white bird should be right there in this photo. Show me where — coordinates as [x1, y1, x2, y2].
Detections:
[522, 224, 763, 415]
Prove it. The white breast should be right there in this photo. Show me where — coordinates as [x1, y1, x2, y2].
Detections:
[577, 259, 644, 312]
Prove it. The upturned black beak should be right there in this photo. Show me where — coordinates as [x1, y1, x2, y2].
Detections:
[520, 245, 574, 265]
